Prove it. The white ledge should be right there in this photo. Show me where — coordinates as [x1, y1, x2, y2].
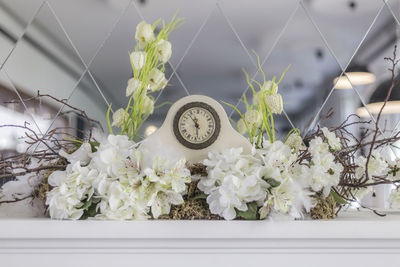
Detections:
[2, 211, 400, 267]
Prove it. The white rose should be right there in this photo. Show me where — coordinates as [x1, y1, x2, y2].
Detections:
[236, 118, 247, 135]
[156, 39, 172, 63]
[112, 108, 125, 128]
[130, 51, 146, 70]
[265, 93, 283, 114]
[126, 78, 143, 97]
[244, 109, 262, 128]
[142, 96, 154, 115]
[135, 21, 155, 49]
[148, 68, 167, 91]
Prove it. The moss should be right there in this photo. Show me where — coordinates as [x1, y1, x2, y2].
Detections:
[310, 192, 337, 220]
[158, 179, 222, 220]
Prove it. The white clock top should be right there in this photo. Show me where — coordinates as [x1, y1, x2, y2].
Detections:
[139, 95, 252, 168]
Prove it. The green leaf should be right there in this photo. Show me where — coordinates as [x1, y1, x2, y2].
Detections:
[236, 202, 259, 220]
[90, 141, 100, 152]
[264, 177, 281, 188]
[81, 199, 93, 211]
[330, 190, 347, 205]
[193, 193, 208, 200]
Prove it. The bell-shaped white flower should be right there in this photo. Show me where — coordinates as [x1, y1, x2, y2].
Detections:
[265, 93, 283, 114]
[135, 21, 155, 49]
[142, 96, 154, 116]
[244, 109, 262, 129]
[130, 51, 147, 70]
[111, 108, 125, 128]
[126, 78, 143, 97]
[236, 118, 247, 135]
[285, 133, 302, 152]
[264, 80, 278, 93]
[156, 39, 172, 63]
[148, 68, 168, 91]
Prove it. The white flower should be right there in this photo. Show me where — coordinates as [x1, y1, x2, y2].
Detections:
[265, 93, 283, 114]
[126, 78, 143, 97]
[59, 142, 92, 165]
[90, 134, 137, 178]
[95, 180, 149, 220]
[305, 136, 343, 196]
[244, 109, 262, 129]
[148, 68, 168, 91]
[264, 80, 278, 93]
[143, 157, 191, 218]
[255, 140, 294, 171]
[156, 39, 172, 63]
[321, 127, 341, 151]
[389, 188, 400, 209]
[267, 178, 294, 214]
[46, 162, 102, 220]
[236, 118, 247, 135]
[135, 21, 155, 49]
[130, 51, 146, 70]
[112, 108, 125, 128]
[252, 91, 262, 106]
[285, 133, 302, 152]
[142, 96, 154, 116]
[200, 148, 269, 220]
[355, 151, 388, 180]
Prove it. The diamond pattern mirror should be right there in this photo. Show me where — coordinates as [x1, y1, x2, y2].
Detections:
[0, 0, 400, 158]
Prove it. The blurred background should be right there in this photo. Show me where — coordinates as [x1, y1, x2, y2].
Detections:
[1, 0, 400, 173]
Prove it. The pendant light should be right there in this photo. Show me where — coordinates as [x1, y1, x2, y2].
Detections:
[357, 78, 400, 117]
[333, 64, 376, 89]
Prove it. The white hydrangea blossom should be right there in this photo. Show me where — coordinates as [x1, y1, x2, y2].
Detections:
[355, 151, 388, 180]
[200, 144, 313, 220]
[321, 127, 341, 151]
[307, 136, 343, 196]
[199, 148, 269, 220]
[46, 162, 104, 220]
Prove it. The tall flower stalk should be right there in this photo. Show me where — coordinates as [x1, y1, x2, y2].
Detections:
[225, 53, 295, 148]
[108, 13, 183, 141]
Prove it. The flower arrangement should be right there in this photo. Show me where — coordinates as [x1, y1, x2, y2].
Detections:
[1, 15, 400, 222]
[111, 14, 183, 140]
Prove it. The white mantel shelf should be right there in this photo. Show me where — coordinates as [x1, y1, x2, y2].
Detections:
[2, 211, 400, 267]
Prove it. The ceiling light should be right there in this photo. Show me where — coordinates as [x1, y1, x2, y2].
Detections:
[333, 64, 376, 89]
[357, 79, 400, 117]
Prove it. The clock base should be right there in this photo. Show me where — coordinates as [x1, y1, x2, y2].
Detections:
[139, 95, 252, 168]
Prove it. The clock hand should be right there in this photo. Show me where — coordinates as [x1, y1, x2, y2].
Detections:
[189, 115, 199, 128]
[196, 126, 199, 138]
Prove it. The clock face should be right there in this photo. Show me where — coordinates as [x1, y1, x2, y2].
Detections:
[173, 102, 221, 150]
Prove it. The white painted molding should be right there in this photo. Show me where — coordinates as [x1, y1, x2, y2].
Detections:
[1, 211, 400, 267]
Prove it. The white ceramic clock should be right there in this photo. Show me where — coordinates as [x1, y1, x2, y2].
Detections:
[139, 95, 251, 168]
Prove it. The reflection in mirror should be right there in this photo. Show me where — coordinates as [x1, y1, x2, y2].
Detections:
[0, 0, 400, 162]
